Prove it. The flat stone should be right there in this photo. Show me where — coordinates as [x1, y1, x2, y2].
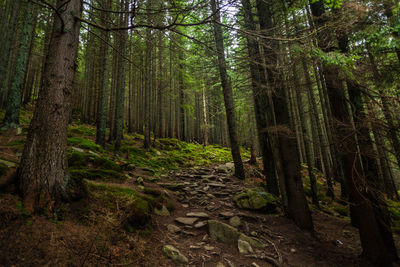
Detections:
[229, 216, 241, 227]
[194, 221, 208, 228]
[238, 239, 253, 254]
[162, 245, 188, 264]
[158, 183, 185, 190]
[182, 204, 189, 208]
[251, 263, 260, 267]
[175, 217, 198, 225]
[220, 211, 235, 218]
[216, 262, 226, 267]
[186, 212, 209, 218]
[204, 245, 214, 251]
[167, 224, 181, 234]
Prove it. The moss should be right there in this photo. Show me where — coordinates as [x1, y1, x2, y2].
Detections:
[332, 205, 349, 217]
[0, 163, 9, 177]
[67, 137, 104, 152]
[68, 124, 96, 137]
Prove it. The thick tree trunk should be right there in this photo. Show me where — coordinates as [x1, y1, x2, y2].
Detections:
[210, 0, 245, 179]
[17, 0, 82, 213]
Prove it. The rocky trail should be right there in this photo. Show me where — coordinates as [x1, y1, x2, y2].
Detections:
[150, 163, 360, 267]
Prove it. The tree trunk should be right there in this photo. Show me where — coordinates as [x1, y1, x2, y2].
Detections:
[17, 0, 82, 213]
[2, 0, 34, 129]
[210, 0, 245, 179]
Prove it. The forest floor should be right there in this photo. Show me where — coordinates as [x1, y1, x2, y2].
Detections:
[0, 117, 399, 266]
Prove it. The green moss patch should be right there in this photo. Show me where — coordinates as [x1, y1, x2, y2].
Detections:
[67, 137, 104, 152]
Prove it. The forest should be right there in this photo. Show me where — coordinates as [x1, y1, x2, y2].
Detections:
[0, 0, 400, 266]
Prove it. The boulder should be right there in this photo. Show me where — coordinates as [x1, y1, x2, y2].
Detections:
[162, 245, 188, 264]
[208, 220, 240, 244]
[234, 188, 279, 211]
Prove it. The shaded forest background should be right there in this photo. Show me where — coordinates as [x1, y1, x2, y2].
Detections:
[1, 0, 400, 265]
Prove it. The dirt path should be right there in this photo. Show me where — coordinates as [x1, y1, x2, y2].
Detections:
[148, 164, 361, 267]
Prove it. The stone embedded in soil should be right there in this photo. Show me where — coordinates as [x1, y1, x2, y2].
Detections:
[175, 217, 198, 225]
[216, 262, 226, 267]
[158, 182, 185, 190]
[229, 216, 241, 227]
[208, 183, 226, 188]
[204, 245, 215, 251]
[208, 220, 240, 244]
[251, 263, 260, 267]
[167, 224, 181, 234]
[220, 211, 235, 218]
[182, 204, 189, 208]
[186, 212, 209, 218]
[154, 205, 170, 216]
[72, 146, 85, 153]
[194, 221, 208, 228]
[238, 239, 253, 254]
[162, 245, 188, 264]
[238, 234, 265, 248]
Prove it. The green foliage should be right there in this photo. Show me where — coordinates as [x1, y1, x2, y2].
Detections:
[311, 0, 342, 9]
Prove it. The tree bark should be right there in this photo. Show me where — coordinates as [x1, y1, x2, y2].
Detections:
[17, 0, 82, 213]
[211, 0, 245, 179]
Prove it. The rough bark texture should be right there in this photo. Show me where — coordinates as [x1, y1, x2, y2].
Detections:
[17, 0, 82, 213]
[211, 0, 245, 179]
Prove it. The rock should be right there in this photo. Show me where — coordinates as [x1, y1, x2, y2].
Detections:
[290, 248, 297, 253]
[190, 245, 202, 249]
[72, 146, 85, 153]
[182, 204, 189, 208]
[167, 224, 181, 233]
[194, 221, 208, 228]
[204, 245, 214, 251]
[238, 239, 253, 254]
[156, 150, 162, 156]
[229, 216, 241, 227]
[225, 162, 234, 169]
[234, 188, 279, 211]
[208, 220, 240, 244]
[136, 177, 144, 185]
[238, 234, 265, 248]
[250, 231, 258, 237]
[162, 245, 188, 264]
[216, 262, 226, 267]
[202, 234, 209, 241]
[154, 205, 170, 216]
[208, 183, 226, 188]
[220, 211, 235, 218]
[251, 263, 260, 267]
[175, 217, 198, 225]
[186, 212, 209, 218]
